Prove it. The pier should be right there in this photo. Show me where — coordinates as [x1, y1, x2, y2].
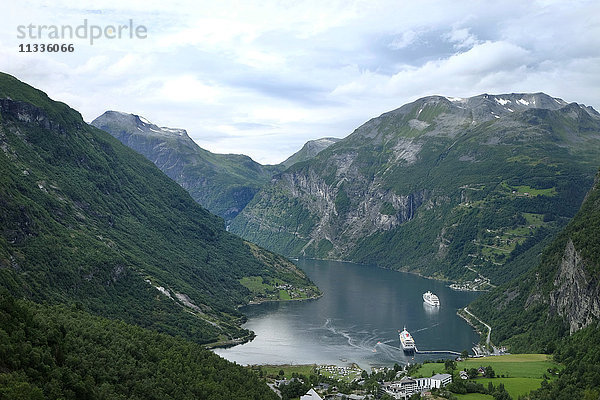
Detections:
[414, 346, 461, 356]
[386, 342, 462, 356]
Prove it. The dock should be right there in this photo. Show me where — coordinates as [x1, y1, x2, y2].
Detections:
[414, 346, 461, 356]
[388, 342, 462, 356]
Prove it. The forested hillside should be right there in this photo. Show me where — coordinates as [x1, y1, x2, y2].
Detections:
[91, 111, 283, 221]
[0, 72, 318, 347]
[0, 291, 278, 400]
[467, 170, 600, 399]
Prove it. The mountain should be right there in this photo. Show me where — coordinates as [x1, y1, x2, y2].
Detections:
[91, 111, 284, 221]
[230, 93, 600, 284]
[0, 72, 319, 347]
[469, 170, 600, 352]
[282, 137, 340, 167]
[467, 170, 600, 399]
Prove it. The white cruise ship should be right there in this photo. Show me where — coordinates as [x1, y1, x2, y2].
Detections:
[399, 327, 415, 352]
[423, 291, 440, 306]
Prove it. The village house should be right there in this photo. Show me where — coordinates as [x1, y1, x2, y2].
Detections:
[381, 373, 452, 399]
[301, 388, 323, 400]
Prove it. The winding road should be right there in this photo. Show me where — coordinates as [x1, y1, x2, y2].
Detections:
[464, 307, 492, 347]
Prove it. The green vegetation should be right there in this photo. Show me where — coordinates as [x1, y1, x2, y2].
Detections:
[528, 323, 600, 399]
[91, 111, 284, 221]
[255, 364, 317, 380]
[380, 201, 396, 215]
[416, 354, 558, 379]
[480, 378, 545, 399]
[278, 289, 292, 300]
[231, 94, 600, 285]
[468, 171, 600, 353]
[415, 354, 560, 399]
[463, 170, 600, 399]
[0, 72, 318, 346]
[248, 364, 370, 400]
[0, 291, 278, 400]
[455, 393, 494, 400]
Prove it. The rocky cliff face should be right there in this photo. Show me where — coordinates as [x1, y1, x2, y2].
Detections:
[550, 239, 600, 334]
[469, 169, 600, 351]
[231, 93, 600, 281]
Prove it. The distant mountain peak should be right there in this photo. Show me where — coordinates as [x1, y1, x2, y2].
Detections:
[94, 111, 190, 139]
[91, 110, 284, 220]
[282, 137, 341, 167]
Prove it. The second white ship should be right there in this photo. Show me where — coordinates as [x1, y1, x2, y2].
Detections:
[423, 291, 440, 306]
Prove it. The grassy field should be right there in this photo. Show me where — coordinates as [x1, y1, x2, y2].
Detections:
[523, 212, 544, 226]
[478, 377, 545, 399]
[417, 354, 558, 379]
[251, 364, 317, 379]
[455, 393, 493, 400]
[514, 185, 557, 197]
[415, 354, 560, 399]
[239, 276, 272, 294]
[239, 276, 317, 301]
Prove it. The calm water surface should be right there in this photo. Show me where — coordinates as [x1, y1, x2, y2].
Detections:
[215, 260, 481, 368]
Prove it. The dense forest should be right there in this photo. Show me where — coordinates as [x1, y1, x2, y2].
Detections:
[469, 170, 600, 353]
[0, 291, 278, 400]
[467, 170, 600, 398]
[0, 72, 315, 397]
[527, 324, 600, 400]
[0, 71, 318, 345]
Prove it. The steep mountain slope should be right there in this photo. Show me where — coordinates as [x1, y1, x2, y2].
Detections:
[231, 93, 600, 283]
[282, 137, 340, 167]
[0, 291, 278, 400]
[469, 170, 600, 353]
[91, 111, 283, 221]
[0, 72, 318, 346]
[467, 171, 600, 400]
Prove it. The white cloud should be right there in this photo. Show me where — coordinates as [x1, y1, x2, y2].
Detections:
[157, 75, 222, 104]
[443, 27, 479, 49]
[1, 0, 599, 164]
[389, 30, 418, 49]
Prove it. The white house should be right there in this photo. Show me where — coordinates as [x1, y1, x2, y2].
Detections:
[301, 388, 323, 400]
[382, 373, 452, 398]
[430, 373, 452, 388]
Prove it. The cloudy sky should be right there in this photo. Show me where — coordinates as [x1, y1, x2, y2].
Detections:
[1, 0, 599, 164]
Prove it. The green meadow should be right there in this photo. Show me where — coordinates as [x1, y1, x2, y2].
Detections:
[416, 354, 560, 399]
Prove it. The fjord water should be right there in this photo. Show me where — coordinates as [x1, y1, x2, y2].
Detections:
[215, 260, 481, 368]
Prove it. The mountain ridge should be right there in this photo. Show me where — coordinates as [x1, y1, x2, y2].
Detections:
[0, 72, 319, 346]
[282, 137, 341, 167]
[466, 167, 599, 359]
[91, 110, 284, 221]
[230, 92, 600, 283]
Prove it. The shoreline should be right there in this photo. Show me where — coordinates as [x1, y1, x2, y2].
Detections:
[245, 291, 323, 306]
[212, 259, 482, 353]
[295, 257, 489, 291]
[208, 292, 323, 349]
[294, 256, 455, 284]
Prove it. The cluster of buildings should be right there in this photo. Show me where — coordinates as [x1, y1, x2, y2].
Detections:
[300, 389, 367, 400]
[317, 364, 362, 379]
[380, 373, 452, 399]
[297, 372, 452, 400]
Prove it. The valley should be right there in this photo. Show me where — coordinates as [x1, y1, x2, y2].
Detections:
[1, 72, 599, 400]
